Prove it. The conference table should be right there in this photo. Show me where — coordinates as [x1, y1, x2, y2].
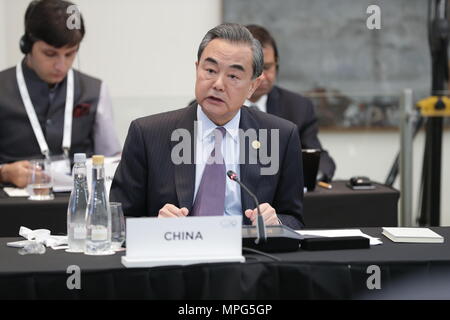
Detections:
[1, 227, 449, 300]
[0, 181, 399, 237]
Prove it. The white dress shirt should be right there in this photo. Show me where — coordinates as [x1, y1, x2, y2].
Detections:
[47, 79, 121, 157]
[244, 94, 268, 113]
[93, 82, 122, 156]
[194, 105, 242, 216]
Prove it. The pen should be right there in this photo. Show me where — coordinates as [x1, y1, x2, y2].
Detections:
[318, 181, 332, 189]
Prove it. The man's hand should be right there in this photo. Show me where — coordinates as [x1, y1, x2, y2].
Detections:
[0, 161, 32, 188]
[245, 203, 280, 225]
[158, 204, 189, 218]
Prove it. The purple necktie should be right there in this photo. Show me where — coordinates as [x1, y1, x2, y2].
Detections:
[191, 127, 226, 216]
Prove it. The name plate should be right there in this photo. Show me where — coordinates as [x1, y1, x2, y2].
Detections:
[121, 216, 245, 268]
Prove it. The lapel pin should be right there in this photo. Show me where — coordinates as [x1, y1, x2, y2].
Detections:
[252, 140, 261, 149]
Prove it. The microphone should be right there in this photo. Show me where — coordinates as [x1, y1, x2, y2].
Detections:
[227, 170, 305, 253]
[227, 170, 266, 244]
[227, 171, 370, 253]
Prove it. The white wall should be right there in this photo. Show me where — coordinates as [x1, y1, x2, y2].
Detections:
[2, 0, 28, 69]
[0, 0, 6, 68]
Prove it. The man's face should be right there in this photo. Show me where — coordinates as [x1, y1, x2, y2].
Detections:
[195, 38, 261, 125]
[26, 40, 78, 84]
[250, 44, 277, 102]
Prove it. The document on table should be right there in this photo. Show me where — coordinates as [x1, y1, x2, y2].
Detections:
[52, 171, 72, 192]
[3, 187, 29, 197]
[296, 229, 383, 246]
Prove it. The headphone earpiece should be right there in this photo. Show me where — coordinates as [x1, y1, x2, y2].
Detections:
[20, 0, 40, 55]
[20, 34, 32, 54]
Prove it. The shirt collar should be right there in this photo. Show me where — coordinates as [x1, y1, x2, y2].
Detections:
[244, 94, 268, 111]
[196, 105, 241, 142]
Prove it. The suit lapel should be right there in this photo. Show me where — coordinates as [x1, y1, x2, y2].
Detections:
[173, 102, 197, 211]
[239, 107, 262, 213]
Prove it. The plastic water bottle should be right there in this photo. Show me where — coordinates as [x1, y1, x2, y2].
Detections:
[85, 155, 113, 255]
[67, 153, 88, 253]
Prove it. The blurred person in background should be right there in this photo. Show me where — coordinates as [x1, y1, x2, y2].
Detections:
[246, 24, 336, 182]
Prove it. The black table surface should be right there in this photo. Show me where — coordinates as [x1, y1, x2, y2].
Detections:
[0, 181, 400, 237]
[1, 227, 449, 299]
[0, 190, 69, 237]
[2, 227, 449, 274]
[303, 181, 399, 228]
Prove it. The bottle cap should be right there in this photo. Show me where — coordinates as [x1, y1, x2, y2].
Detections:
[92, 155, 104, 165]
[73, 153, 86, 163]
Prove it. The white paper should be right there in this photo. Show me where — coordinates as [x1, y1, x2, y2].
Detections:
[52, 171, 72, 192]
[3, 187, 29, 197]
[51, 159, 71, 175]
[53, 155, 121, 193]
[51, 158, 73, 192]
[296, 229, 383, 246]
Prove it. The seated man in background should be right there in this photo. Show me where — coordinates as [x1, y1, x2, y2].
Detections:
[0, 0, 121, 188]
[111, 23, 304, 229]
[245, 24, 336, 182]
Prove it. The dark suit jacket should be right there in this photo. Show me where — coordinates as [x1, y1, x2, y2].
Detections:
[110, 102, 304, 229]
[267, 86, 336, 181]
[0, 60, 101, 164]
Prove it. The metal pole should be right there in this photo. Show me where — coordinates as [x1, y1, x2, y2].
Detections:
[400, 89, 414, 226]
[429, 116, 443, 226]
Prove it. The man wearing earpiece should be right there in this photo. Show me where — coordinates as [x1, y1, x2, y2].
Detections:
[0, 0, 121, 188]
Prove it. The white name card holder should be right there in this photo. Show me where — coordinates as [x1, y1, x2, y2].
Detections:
[121, 216, 245, 268]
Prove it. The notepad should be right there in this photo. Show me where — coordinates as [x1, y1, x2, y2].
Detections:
[382, 227, 444, 243]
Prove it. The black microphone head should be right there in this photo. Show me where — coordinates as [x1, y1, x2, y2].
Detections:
[227, 170, 238, 181]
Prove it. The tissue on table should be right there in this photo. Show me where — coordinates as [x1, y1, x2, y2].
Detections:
[11, 226, 68, 248]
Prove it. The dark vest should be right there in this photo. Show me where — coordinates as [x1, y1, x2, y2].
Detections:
[0, 60, 101, 163]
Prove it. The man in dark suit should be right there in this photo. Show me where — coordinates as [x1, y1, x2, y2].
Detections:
[110, 23, 304, 229]
[246, 25, 336, 182]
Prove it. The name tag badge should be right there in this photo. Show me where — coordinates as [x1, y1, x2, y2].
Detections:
[122, 216, 245, 268]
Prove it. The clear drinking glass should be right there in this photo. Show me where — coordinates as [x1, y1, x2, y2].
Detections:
[27, 159, 54, 201]
[110, 202, 125, 251]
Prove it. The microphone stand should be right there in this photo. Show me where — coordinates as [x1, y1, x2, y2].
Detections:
[232, 178, 267, 244]
[418, 0, 449, 226]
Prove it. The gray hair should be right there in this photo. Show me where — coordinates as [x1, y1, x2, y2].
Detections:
[197, 23, 263, 79]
